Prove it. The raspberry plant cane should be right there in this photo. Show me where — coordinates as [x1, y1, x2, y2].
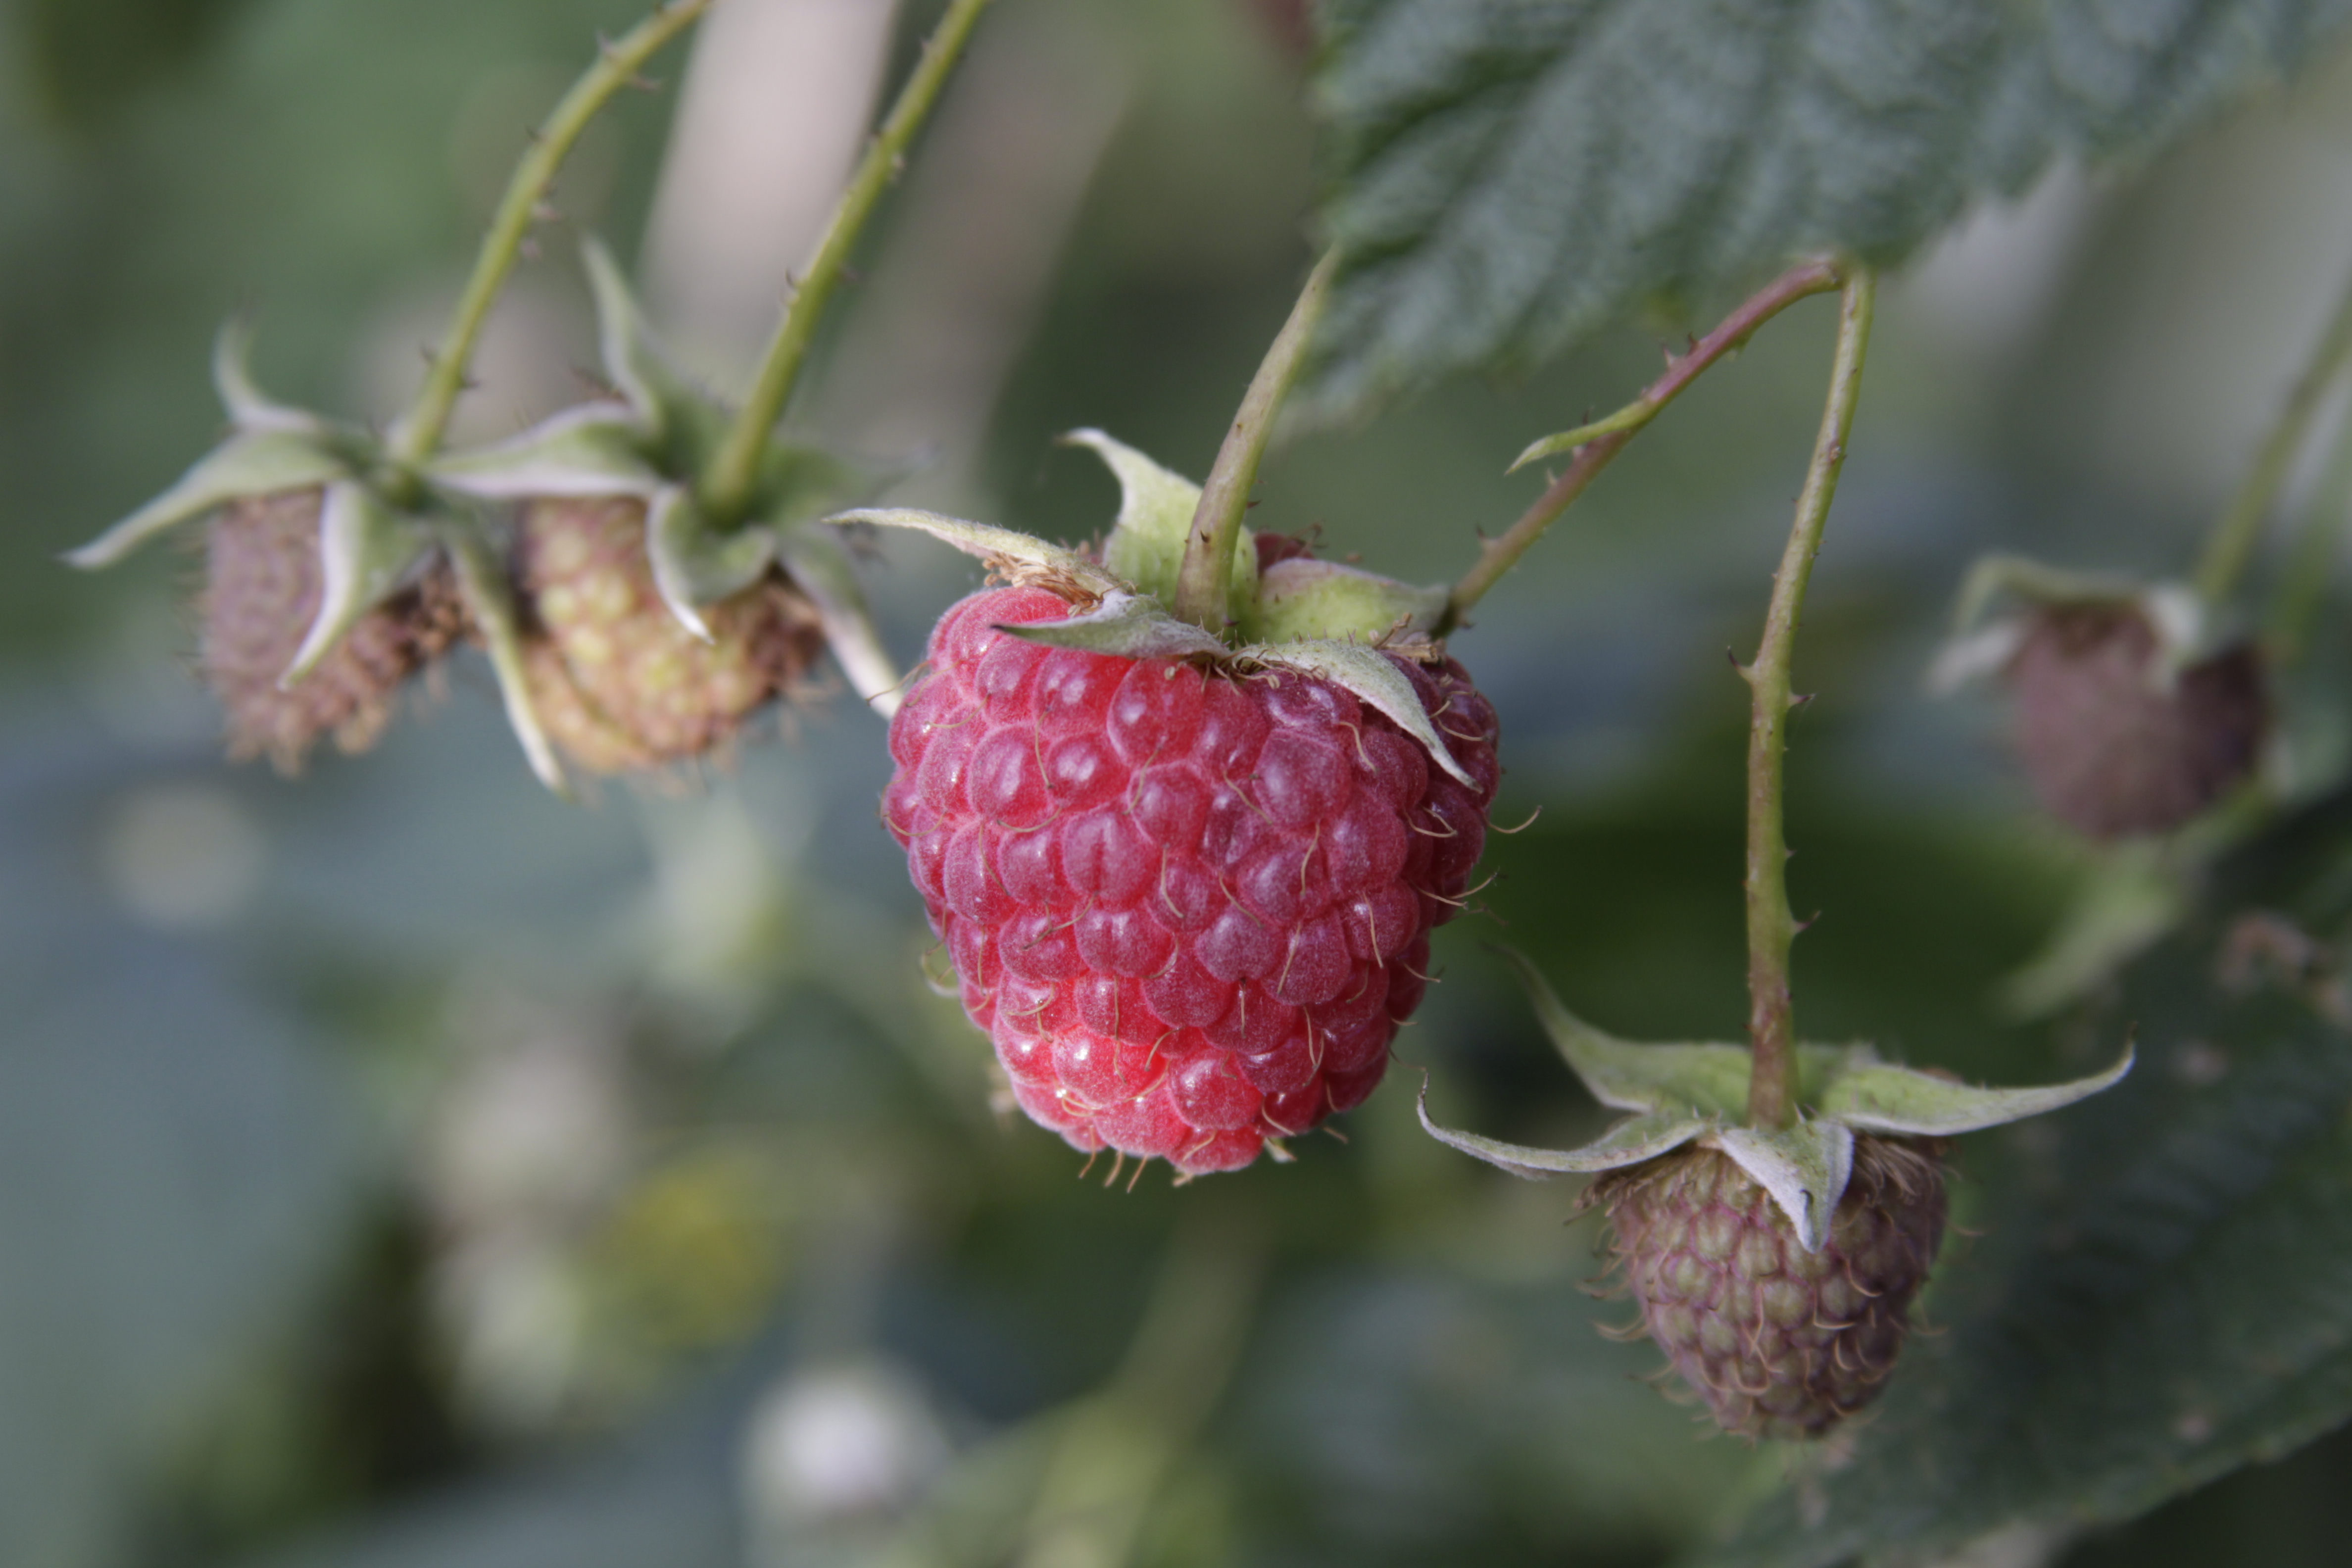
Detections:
[64, 1, 717, 784]
[1420, 268, 2131, 1440]
[846, 255, 1502, 1178]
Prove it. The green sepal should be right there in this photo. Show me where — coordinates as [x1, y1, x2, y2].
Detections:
[1428, 949, 2135, 1247]
[648, 486, 776, 640]
[1063, 429, 1254, 611]
[582, 237, 688, 441]
[67, 319, 370, 569]
[211, 317, 334, 438]
[1816, 1044, 2137, 1135]
[1931, 552, 2219, 692]
[283, 480, 440, 684]
[1712, 1120, 1856, 1254]
[1001, 592, 1230, 660]
[1238, 639, 1472, 786]
[65, 428, 352, 569]
[1246, 557, 1449, 644]
[1415, 1078, 1712, 1178]
[829, 507, 1123, 599]
[775, 522, 905, 717]
[1503, 946, 2133, 1133]
[440, 518, 567, 796]
[427, 403, 660, 499]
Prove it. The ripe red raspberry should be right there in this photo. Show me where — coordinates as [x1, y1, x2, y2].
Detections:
[882, 586, 1501, 1176]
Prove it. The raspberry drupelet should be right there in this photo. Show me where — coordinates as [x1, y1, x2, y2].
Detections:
[882, 585, 1500, 1176]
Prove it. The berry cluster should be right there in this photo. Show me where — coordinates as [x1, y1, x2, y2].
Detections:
[883, 586, 1499, 1176]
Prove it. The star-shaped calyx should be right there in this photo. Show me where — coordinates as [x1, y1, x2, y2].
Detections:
[425, 244, 906, 777]
[64, 323, 513, 775]
[833, 427, 1473, 776]
[1418, 949, 2129, 1438]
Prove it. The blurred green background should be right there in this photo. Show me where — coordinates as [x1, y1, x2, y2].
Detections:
[7, 1, 2352, 1565]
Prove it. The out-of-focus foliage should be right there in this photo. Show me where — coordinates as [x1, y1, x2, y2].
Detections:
[1304, 0, 2352, 423]
[9, 2, 2352, 1568]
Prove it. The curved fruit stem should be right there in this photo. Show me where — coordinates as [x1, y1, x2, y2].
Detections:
[698, 0, 995, 525]
[2194, 250, 2352, 606]
[1170, 249, 1338, 632]
[386, 0, 713, 485]
[1439, 256, 1845, 636]
[1742, 268, 1875, 1130]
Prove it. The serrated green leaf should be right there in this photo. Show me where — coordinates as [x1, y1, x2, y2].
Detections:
[63, 428, 349, 568]
[1306, 0, 2352, 421]
[1062, 428, 1254, 610]
[1818, 1049, 2134, 1137]
[775, 523, 904, 718]
[1416, 1076, 1711, 1178]
[427, 403, 659, 499]
[829, 507, 1124, 599]
[1711, 1120, 1855, 1254]
[646, 486, 775, 641]
[1696, 817, 2352, 1566]
[1240, 639, 1471, 785]
[1246, 557, 1450, 644]
[998, 592, 1230, 661]
[281, 480, 437, 684]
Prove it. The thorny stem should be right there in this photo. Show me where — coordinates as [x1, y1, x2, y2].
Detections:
[1439, 256, 1846, 636]
[699, 0, 995, 524]
[1171, 249, 1338, 632]
[2194, 250, 2352, 605]
[386, 0, 711, 485]
[1742, 269, 1875, 1130]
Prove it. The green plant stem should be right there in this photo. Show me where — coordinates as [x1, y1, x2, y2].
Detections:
[1170, 249, 1337, 632]
[2268, 389, 2352, 666]
[1439, 256, 1844, 636]
[698, 0, 994, 524]
[2194, 251, 2352, 605]
[386, 0, 711, 484]
[1742, 269, 1875, 1131]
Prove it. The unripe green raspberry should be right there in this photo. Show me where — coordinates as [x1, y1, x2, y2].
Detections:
[514, 496, 829, 773]
[200, 489, 465, 772]
[1589, 1134, 1947, 1440]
